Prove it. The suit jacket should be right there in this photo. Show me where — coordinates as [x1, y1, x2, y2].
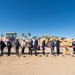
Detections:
[0, 41, 6, 49]
[42, 40, 45, 47]
[56, 40, 60, 47]
[29, 40, 33, 48]
[72, 41, 75, 46]
[34, 39, 38, 47]
[50, 41, 54, 48]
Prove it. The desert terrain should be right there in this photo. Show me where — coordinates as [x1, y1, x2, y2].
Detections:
[0, 47, 75, 75]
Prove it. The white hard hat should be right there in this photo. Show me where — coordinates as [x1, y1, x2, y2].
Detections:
[73, 39, 75, 41]
[23, 38, 25, 40]
[58, 38, 60, 40]
[50, 39, 52, 41]
[36, 37, 38, 39]
[16, 37, 18, 39]
[43, 38, 45, 40]
[30, 37, 32, 39]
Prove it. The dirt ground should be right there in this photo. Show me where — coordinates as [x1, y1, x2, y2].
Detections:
[0, 47, 75, 75]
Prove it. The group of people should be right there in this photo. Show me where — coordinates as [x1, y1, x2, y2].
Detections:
[49, 38, 75, 56]
[0, 37, 75, 57]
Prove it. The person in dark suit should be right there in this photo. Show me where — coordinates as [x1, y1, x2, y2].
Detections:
[72, 39, 75, 54]
[14, 38, 20, 55]
[0, 38, 6, 56]
[42, 38, 46, 55]
[34, 37, 38, 56]
[7, 39, 12, 56]
[50, 39, 55, 55]
[29, 37, 33, 55]
[56, 38, 60, 55]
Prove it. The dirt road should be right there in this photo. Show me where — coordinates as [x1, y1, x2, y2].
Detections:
[0, 47, 75, 75]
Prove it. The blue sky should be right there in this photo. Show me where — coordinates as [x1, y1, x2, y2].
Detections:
[0, 0, 75, 38]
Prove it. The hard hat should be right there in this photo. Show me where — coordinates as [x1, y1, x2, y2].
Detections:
[73, 39, 75, 41]
[36, 37, 38, 39]
[30, 37, 32, 39]
[50, 39, 52, 41]
[15, 37, 18, 39]
[43, 38, 45, 40]
[58, 38, 60, 40]
[23, 38, 25, 40]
